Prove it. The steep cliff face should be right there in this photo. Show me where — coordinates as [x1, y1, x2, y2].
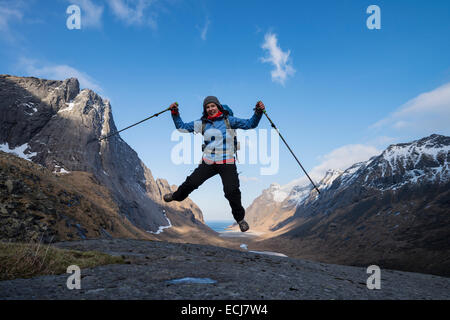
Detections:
[0, 75, 203, 233]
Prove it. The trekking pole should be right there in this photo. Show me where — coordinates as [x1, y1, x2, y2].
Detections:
[98, 104, 175, 142]
[262, 109, 321, 194]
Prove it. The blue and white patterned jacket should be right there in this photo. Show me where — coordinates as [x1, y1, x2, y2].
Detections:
[172, 111, 262, 163]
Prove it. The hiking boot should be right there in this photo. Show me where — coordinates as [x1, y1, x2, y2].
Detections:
[163, 193, 174, 202]
[237, 219, 249, 232]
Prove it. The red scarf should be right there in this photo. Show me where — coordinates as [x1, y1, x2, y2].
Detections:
[207, 110, 223, 121]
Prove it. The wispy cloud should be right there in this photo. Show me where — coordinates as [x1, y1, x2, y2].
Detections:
[107, 0, 157, 28]
[0, 0, 24, 40]
[370, 82, 450, 136]
[260, 32, 296, 86]
[0, 5, 22, 30]
[313, 144, 381, 176]
[284, 144, 381, 189]
[68, 0, 104, 29]
[365, 135, 398, 149]
[200, 17, 210, 40]
[18, 58, 103, 93]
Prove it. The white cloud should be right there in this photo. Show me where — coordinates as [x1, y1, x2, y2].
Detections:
[107, 0, 157, 28]
[284, 144, 381, 190]
[18, 58, 103, 93]
[370, 82, 450, 135]
[68, 0, 104, 29]
[0, 0, 25, 40]
[200, 18, 210, 40]
[365, 135, 398, 148]
[0, 6, 22, 31]
[312, 144, 381, 176]
[260, 32, 296, 85]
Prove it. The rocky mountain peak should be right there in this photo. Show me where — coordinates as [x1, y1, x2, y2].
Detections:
[245, 134, 449, 234]
[0, 75, 204, 233]
[265, 183, 289, 202]
[318, 169, 344, 190]
[356, 134, 450, 191]
[380, 134, 449, 169]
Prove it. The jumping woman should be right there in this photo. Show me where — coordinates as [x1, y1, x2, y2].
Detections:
[163, 96, 266, 232]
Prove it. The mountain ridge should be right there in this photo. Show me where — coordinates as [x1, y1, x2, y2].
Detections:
[244, 134, 450, 276]
[0, 74, 205, 238]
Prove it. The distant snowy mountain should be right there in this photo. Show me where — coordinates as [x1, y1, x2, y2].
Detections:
[316, 134, 449, 195]
[268, 183, 290, 202]
[243, 168, 344, 232]
[363, 134, 449, 190]
[258, 134, 450, 277]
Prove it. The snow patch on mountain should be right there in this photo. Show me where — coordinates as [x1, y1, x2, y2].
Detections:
[146, 211, 172, 234]
[0, 143, 37, 161]
[22, 102, 38, 115]
[318, 169, 344, 191]
[339, 162, 366, 186]
[268, 183, 289, 202]
[282, 179, 312, 208]
[59, 101, 75, 113]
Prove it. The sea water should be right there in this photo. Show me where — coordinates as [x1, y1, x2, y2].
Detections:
[205, 220, 235, 232]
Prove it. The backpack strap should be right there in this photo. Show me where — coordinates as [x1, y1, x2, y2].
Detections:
[201, 120, 206, 135]
[202, 115, 240, 155]
[223, 116, 232, 131]
[224, 116, 239, 154]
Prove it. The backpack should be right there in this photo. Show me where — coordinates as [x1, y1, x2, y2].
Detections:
[201, 104, 240, 154]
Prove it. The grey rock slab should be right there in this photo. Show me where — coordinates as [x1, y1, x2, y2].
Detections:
[0, 239, 449, 300]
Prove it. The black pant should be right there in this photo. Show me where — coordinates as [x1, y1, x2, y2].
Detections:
[172, 161, 245, 222]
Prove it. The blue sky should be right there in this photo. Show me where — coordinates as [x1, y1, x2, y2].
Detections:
[1, 0, 449, 220]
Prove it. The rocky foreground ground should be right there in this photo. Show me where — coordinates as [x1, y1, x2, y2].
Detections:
[0, 238, 449, 300]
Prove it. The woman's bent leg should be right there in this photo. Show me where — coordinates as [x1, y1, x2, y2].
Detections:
[218, 163, 245, 223]
[172, 162, 217, 201]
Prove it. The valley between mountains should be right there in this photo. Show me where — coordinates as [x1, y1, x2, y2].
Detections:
[0, 75, 449, 299]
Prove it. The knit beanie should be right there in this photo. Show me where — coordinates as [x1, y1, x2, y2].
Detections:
[203, 96, 222, 110]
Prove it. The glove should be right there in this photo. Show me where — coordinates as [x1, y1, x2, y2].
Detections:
[255, 101, 265, 114]
[170, 102, 179, 115]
